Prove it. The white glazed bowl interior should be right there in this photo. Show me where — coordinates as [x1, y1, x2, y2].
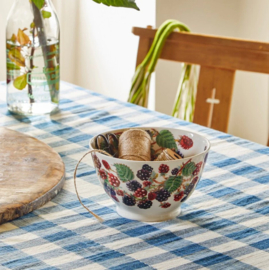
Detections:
[89, 127, 210, 222]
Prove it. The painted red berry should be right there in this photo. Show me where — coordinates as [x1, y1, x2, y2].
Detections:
[117, 190, 124, 196]
[196, 161, 203, 168]
[174, 191, 184, 201]
[148, 192, 157, 201]
[134, 188, 147, 197]
[93, 154, 101, 169]
[193, 162, 203, 176]
[111, 196, 119, 202]
[108, 173, 120, 187]
[161, 202, 171, 208]
[99, 169, 107, 180]
[180, 135, 193, 150]
[143, 181, 152, 187]
[102, 160, 111, 170]
[159, 164, 169, 174]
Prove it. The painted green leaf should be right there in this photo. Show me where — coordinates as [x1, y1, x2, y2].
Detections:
[7, 62, 20, 70]
[92, 0, 139, 10]
[13, 74, 27, 90]
[42, 10, 51, 19]
[114, 164, 134, 182]
[182, 162, 196, 177]
[156, 130, 177, 149]
[8, 48, 25, 67]
[164, 176, 183, 193]
[32, 0, 45, 9]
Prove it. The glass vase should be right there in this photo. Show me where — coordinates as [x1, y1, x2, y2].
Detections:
[6, 0, 60, 115]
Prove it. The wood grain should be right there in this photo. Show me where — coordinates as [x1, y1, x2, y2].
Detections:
[0, 128, 65, 224]
[133, 28, 269, 73]
[132, 26, 269, 137]
[194, 67, 235, 132]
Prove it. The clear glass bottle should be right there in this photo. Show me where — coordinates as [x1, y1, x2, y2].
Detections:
[6, 0, 60, 115]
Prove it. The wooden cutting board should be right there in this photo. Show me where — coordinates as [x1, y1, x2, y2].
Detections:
[0, 128, 65, 225]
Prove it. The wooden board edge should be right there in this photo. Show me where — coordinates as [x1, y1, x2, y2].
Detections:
[0, 170, 66, 225]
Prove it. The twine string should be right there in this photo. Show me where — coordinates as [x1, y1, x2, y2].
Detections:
[119, 129, 152, 161]
[74, 149, 113, 223]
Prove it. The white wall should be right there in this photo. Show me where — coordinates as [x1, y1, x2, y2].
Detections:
[54, 0, 156, 102]
[156, 0, 269, 145]
[1, 0, 155, 104]
[0, 1, 14, 81]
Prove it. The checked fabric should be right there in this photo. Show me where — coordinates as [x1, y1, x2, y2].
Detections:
[1, 81, 269, 270]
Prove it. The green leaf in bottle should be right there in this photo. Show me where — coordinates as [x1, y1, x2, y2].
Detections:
[7, 62, 20, 71]
[8, 48, 26, 67]
[42, 10, 51, 19]
[32, 0, 45, 9]
[13, 74, 27, 90]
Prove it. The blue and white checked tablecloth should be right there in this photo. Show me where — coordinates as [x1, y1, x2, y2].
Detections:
[1, 81, 269, 270]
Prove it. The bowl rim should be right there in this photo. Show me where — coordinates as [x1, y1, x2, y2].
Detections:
[89, 126, 211, 163]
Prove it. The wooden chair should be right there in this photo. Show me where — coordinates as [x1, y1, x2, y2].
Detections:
[133, 26, 269, 145]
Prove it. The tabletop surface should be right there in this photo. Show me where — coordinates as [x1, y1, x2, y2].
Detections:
[1, 81, 269, 270]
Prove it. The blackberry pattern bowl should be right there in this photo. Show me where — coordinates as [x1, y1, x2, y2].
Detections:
[89, 127, 210, 222]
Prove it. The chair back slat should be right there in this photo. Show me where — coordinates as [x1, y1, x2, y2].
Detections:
[132, 26, 269, 141]
[194, 67, 235, 132]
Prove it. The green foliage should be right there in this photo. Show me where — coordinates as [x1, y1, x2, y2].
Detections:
[13, 74, 27, 90]
[32, 0, 45, 9]
[114, 164, 134, 182]
[156, 130, 177, 149]
[128, 20, 195, 119]
[92, 0, 139, 10]
[7, 63, 20, 70]
[42, 10, 51, 19]
[182, 162, 196, 177]
[164, 176, 183, 193]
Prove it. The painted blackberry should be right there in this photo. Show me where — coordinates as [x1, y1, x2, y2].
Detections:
[142, 164, 153, 173]
[111, 196, 119, 202]
[117, 190, 124, 196]
[122, 195, 136, 206]
[148, 192, 157, 201]
[156, 189, 171, 202]
[93, 154, 101, 169]
[193, 162, 203, 176]
[159, 164, 169, 174]
[175, 150, 184, 159]
[104, 183, 115, 197]
[110, 189, 116, 197]
[174, 191, 184, 201]
[171, 168, 179, 175]
[143, 181, 152, 187]
[161, 202, 171, 208]
[179, 135, 193, 150]
[138, 200, 152, 209]
[137, 169, 150, 180]
[108, 173, 120, 187]
[102, 160, 110, 170]
[126, 180, 142, 192]
[99, 169, 107, 180]
[134, 188, 147, 197]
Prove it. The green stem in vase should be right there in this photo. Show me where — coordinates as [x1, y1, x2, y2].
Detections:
[31, 2, 58, 103]
[27, 25, 36, 104]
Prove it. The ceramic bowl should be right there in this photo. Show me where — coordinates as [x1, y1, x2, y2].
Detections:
[89, 127, 210, 222]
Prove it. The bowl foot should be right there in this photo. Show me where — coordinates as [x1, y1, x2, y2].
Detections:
[116, 206, 182, 222]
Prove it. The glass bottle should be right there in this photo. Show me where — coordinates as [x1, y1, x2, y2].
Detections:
[6, 0, 60, 115]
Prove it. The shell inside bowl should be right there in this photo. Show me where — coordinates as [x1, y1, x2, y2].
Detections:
[89, 127, 210, 222]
